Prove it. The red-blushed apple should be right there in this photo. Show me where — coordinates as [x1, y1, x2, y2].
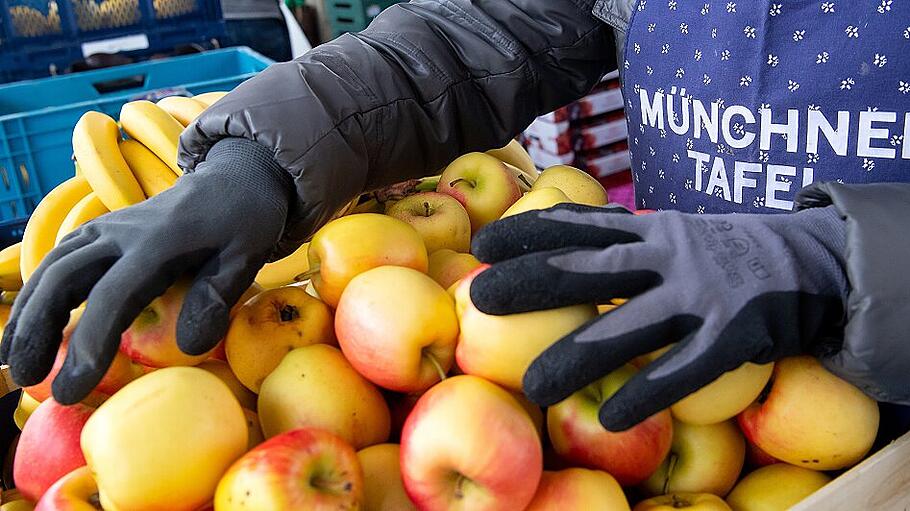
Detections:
[548, 364, 673, 486]
[25, 310, 142, 405]
[335, 266, 458, 393]
[525, 468, 630, 511]
[531, 165, 608, 206]
[308, 213, 428, 307]
[400, 375, 542, 511]
[120, 278, 214, 367]
[34, 466, 99, 511]
[725, 464, 831, 511]
[215, 428, 363, 510]
[357, 444, 416, 511]
[634, 493, 732, 511]
[427, 249, 481, 290]
[257, 344, 391, 449]
[454, 266, 598, 391]
[225, 285, 335, 393]
[13, 400, 93, 501]
[436, 152, 522, 232]
[642, 420, 745, 497]
[386, 192, 472, 254]
[737, 356, 878, 471]
[744, 436, 780, 468]
[511, 390, 546, 439]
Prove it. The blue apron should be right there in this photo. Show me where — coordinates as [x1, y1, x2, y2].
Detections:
[622, 0, 910, 213]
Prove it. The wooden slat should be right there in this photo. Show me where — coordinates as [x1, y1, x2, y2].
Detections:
[792, 431, 910, 511]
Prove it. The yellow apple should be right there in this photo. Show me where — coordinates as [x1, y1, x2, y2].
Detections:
[357, 444, 417, 511]
[501, 187, 572, 218]
[80, 367, 247, 510]
[197, 359, 257, 410]
[3, 500, 35, 511]
[335, 266, 458, 393]
[737, 356, 878, 471]
[437, 153, 522, 232]
[726, 464, 831, 511]
[225, 286, 335, 393]
[643, 420, 745, 497]
[454, 266, 598, 391]
[255, 242, 310, 289]
[257, 344, 391, 449]
[427, 249, 482, 290]
[635, 493, 732, 511]
[532, 165, 608, 206]
[672, 363, 774, 425]
[386, 192, 472, 253]
[33, 466, 97, 511]
[243, 408, 265, 450]
[309, 213, 428, 307]
[525, 469, 630, 511]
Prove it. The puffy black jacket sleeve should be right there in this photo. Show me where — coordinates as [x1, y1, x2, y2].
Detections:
[796, 182, 910, 405]
[178, 0, 615, 257]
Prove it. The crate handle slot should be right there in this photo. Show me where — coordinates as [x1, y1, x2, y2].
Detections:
[18, 165, 30, 191]
[91, 74, 148, 94]
[0, 168, 8, 191]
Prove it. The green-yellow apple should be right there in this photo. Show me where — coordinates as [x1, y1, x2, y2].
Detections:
[436, 153, 522, 232]
[500, 187, 572, 218]
[335, 266, 458, 393]
[198, 359, 257, 410]
[26, 310, 142, 405]
[386, 192, 471, 253]
[642, 420, 745, 497]
[532, 165, 608, 206]
[357, 444, 416, 511]
[427, 249, 481, 290]
[737, 356, 878, 471]
[120, 278, 216, 367]
[671, 363, 774, 426]
[225, 286, 335, 393]
[308, 213, 428, 307]
[726, 464, 831, 511]
[80, 367, 247, 510]
[257, 344, 390, 449]
[215, 428, 363, 511]
[548, 364, 673, 486]
[34, 466, 99, 511]
[525, 469, 630, 511]
[454, 266, 598, 391]
[13, 399, 93, 501]
[2, 502, 35, 511]
[400, 375, 542, 511]
[634, 493, 732, 511]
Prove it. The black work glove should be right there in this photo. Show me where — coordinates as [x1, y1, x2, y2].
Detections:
[0, 138, 292, 404]
[470, 203, 849, 432]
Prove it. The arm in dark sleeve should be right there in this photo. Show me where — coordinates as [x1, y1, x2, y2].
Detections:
[178, 0, 615, 256]
[796, 182, 910, 405]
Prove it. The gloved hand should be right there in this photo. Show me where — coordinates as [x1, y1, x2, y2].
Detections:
[0, 138, 292, 404]
[470, 203, 849, 432]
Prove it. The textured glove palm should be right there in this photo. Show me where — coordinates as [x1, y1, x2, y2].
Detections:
[470, 203, 849, 431]
[0, 138, 292, 405]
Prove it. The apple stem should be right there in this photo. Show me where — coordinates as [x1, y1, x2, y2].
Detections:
[448, 178, 473, 188]
[423, 201, 432, 217]
[293, 264, 321, 283]
[663, 452, 679, 495]
[424, 351, 447, 382]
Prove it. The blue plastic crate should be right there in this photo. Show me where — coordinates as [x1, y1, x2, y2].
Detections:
[0, 0, 226, 83]
[0, 47, 272, 242]
[325, 0, 402, 38]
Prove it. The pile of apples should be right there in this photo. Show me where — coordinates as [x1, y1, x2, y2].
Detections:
[3, 144, 880, 511]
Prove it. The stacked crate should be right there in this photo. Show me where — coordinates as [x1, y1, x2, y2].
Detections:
[520, 71, 635, 209]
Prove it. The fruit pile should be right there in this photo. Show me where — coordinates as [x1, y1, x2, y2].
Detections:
[0, 93, 882, 511]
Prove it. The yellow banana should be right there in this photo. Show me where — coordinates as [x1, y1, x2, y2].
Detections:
[255, 242, 310, 289]
[119, 100, 184, 175]
[119, 139, 178, 197]
[55, 192, 109, 245]
[156, 96, 207, 127]
[487, 140, 539, 183]
[193, 91, 228, 107]
[0, 243, 23, 291]
[20, 176, 92, 281]
[72, 111, 146, 211]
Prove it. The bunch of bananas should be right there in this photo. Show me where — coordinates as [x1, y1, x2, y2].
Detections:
[0, 91, 229, 296]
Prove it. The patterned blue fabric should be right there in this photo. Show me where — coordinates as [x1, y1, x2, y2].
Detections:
[622, 0, 910, 213]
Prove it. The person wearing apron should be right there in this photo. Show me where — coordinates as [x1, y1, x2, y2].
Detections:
[3, 0, 908, 433]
